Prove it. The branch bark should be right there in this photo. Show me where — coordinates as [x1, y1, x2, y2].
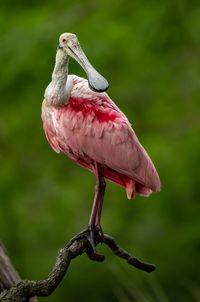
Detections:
[0, 242, 21, 292]
[0, 230, 155, 302]
[0, 242, 37, 302]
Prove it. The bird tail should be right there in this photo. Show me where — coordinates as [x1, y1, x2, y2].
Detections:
[101, 167, 153, 199]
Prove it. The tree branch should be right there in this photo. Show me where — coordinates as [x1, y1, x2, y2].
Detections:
[0, 242, 37, 302]
[0, 242, 21, 292]
[0, 231, 155, 302]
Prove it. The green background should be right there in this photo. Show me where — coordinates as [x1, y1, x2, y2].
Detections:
[0, 0, 200, 301]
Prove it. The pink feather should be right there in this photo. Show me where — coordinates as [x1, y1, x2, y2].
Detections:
[42, 75, 161, 198]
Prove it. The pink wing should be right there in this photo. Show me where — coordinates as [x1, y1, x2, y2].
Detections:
[42, 75, 161, 198]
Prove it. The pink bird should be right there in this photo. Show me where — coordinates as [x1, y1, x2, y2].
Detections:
[42, 33, 160, 247]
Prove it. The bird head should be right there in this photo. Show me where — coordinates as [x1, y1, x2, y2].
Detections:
[58, 33, 109, 93]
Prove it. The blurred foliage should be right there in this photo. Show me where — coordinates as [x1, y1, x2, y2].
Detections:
[0, 0, 200, 301]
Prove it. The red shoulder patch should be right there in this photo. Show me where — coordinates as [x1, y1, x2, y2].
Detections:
[68, 97, 119, 122]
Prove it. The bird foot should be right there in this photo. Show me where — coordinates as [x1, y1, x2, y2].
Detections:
[87, 225, 105, 251]
[70, 225, 105, 261]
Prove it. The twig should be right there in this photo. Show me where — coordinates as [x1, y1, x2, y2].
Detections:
[0, 231, 155, 302]
[103, 235, 155, 273]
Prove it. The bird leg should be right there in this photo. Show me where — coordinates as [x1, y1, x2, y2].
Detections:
[71, 164, 106, 253]
[87, 164, 106, 250]
[88, 177, 106, 227]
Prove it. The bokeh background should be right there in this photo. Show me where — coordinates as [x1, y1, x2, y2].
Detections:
[0, 0, 200, 301]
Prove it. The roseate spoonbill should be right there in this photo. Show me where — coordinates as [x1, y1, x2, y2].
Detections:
[42, 33, 160, 247]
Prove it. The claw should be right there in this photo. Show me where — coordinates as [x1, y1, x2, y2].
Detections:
[95, 225, 105, 242]
[71, 226, 105, 255]
[87, 225, 105, 251]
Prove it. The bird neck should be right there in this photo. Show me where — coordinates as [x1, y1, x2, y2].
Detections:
[45, 48, 70, 106]
[52, 48, 69, 82]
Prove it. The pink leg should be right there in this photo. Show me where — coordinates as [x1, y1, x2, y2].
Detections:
[88, 163, 106, 227]
[71, 163, 106, 252]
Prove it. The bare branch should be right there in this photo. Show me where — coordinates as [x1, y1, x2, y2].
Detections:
[103, 234, 155, 272]
[0, 231, 155, 302]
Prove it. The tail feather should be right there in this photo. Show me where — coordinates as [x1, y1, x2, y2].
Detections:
[102, 166, 152, 198]
[74, 158, 157, 199]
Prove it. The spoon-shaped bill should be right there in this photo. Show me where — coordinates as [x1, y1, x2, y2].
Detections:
[67, 44, 109, 93]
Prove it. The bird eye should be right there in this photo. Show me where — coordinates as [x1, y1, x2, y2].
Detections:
[62, 38, 67, 43]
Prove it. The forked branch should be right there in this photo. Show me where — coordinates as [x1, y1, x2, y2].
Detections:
[0, 231, 155, 302]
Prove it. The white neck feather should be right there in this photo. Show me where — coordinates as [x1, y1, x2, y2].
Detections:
[44, 48, 71, 105]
